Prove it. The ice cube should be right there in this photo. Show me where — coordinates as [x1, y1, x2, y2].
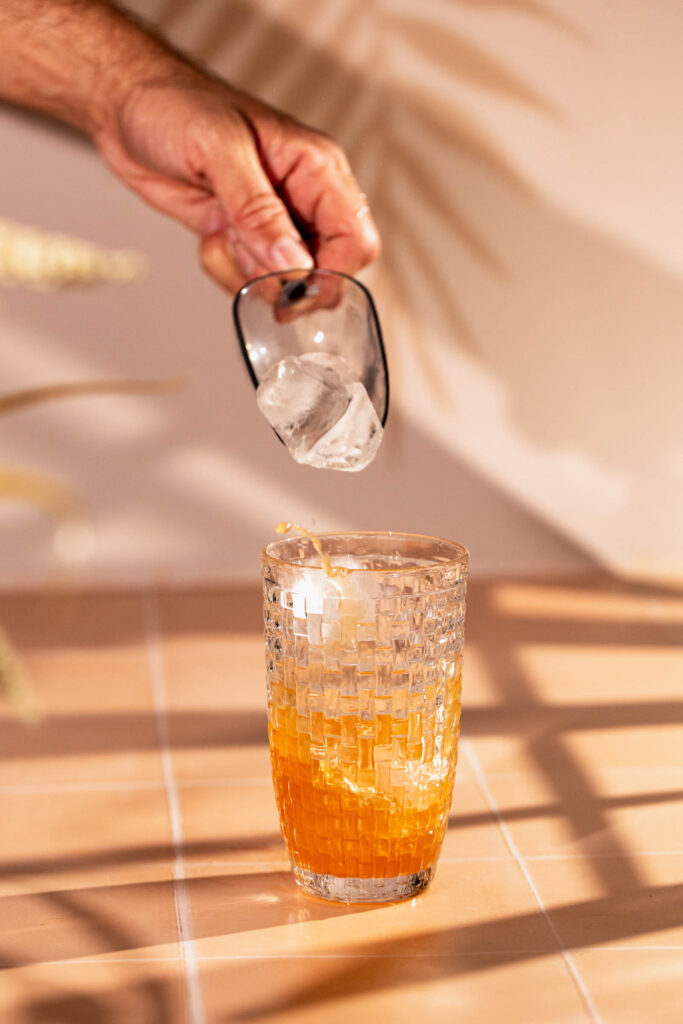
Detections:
[299, 382, 383, 472]
[299, 350, 355, 384]
[256, 355, 350, 456]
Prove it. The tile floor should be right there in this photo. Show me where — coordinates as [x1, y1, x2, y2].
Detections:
[0, 576, 681, 1022]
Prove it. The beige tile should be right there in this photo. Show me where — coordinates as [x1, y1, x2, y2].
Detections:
[461, 641, 683, 775]
[160, 635, 265, 714]
[467, 728, 683, 778]
[185, 858, 559, 958]
[156, 589, 268, 781]
[157, 586, 262, 641]
[528, 854, 683, 949]
[513, 644, 683, 703]
[0, 867, 180, 965]
[487, 579, 683, 625]
[572, 950, 683, 1024]
[561, 724, 683, 774]
[483, 769, 683, 858]
[166, 710, 270, 784]
[466, 577, 683, 634]
[178, 781, 288, 867]
[0, 577, 676, 1024]
[0, 700, 163, 787]
[0, 590, 144, 652]
[198, 952, 589, 1024]
[156, 588, 264, 714]
[0, 592, 162, 785]
[462, 576, 683, 778]
[0, 788, 173, 880]
[440, 774, 510, 859]
[0, 960, 186, 1024]
[0, 788, 179, 963]
[174, 743, 273, 783]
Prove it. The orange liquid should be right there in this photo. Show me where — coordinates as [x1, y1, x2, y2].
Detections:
[269, 672, 462, 878]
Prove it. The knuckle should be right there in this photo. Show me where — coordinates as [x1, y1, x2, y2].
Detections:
[232, 192, 286, 233]
[300, 132, 349, 175]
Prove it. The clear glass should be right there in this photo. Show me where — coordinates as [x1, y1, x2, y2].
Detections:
[262, 532, 469, 903]
[233, 269, 389, 428]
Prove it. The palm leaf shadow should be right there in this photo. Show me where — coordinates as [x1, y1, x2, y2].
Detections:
[387, 9, 562, 117]
[382, 219, 480, 390]
[155, 0, 579, 376]
[146, 3, 585, 403]
[459, 0, 591, 43]
[391, 135, 506, 275]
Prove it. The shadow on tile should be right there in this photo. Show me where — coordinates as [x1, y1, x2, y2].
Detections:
[0, 709, 269, 762]
[0, 870, 369, 967]
[0, 834, 284, 879]
[464, 580, 683, 897]
[448, 786, 683, 831]
[0, 588, 263, 652]
[225, 879, 683, 1021]
[0, 961, 185, 1024]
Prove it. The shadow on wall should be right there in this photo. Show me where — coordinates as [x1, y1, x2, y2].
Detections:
[150, 0, 681, 476]
[2, 0, 680, 578]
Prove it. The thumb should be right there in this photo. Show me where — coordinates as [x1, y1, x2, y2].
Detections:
[210, 137, 313, 276]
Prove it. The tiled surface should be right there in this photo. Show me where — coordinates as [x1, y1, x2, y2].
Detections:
[198, 955, 590, 1024]
[0, 576, 681, 1022]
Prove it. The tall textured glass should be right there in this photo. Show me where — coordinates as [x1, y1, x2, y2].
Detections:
[262, 532, 468, 903]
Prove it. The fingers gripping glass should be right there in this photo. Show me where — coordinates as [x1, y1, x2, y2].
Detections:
[232, 268, 390, 442]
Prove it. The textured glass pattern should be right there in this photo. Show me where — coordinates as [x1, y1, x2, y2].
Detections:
[263, 533, 468, 902]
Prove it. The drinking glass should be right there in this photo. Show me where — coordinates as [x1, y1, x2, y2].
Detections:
[262, 531, 468, 903]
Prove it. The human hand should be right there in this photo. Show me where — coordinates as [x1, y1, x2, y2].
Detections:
[96, 70, 381, 293]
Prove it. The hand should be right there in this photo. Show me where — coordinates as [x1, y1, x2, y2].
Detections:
[96, 70, 381, 293]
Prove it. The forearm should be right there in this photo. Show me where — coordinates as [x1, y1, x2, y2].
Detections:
[0, 0, 192, 137]
[0, 0, 380, 288]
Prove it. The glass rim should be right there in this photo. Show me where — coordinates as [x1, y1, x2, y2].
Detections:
[262, 530, 469, 576]
[235, 266, 369, 293]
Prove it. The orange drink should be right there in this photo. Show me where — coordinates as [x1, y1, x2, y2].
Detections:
[263, 531, 468, 903]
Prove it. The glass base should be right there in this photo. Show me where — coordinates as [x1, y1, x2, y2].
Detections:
[293, 865, 433, 903]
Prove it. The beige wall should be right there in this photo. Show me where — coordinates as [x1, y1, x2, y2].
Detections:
[1, 0, 681, 586]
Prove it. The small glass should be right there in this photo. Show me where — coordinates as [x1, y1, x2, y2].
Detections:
[233, 268, 389, 431]
[262, 532, 469, 903]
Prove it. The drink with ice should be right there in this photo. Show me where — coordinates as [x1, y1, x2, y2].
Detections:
[263, 531, 469, 903]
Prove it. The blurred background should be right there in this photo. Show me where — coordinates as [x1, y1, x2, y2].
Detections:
[1, 0, 681, 588]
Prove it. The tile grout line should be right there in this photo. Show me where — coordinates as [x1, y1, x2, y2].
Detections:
[0, 778, 273, 794]
[462, 738, 604, 1024]
[41, 944, 683, 966]
[142, 595, 206, 1024]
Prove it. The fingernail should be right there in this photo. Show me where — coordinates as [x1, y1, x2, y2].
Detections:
[268, 237, 314, 272]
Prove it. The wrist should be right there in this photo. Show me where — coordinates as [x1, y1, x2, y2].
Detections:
[0, 1, 199, 139]
[83, 10, 199, 141]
